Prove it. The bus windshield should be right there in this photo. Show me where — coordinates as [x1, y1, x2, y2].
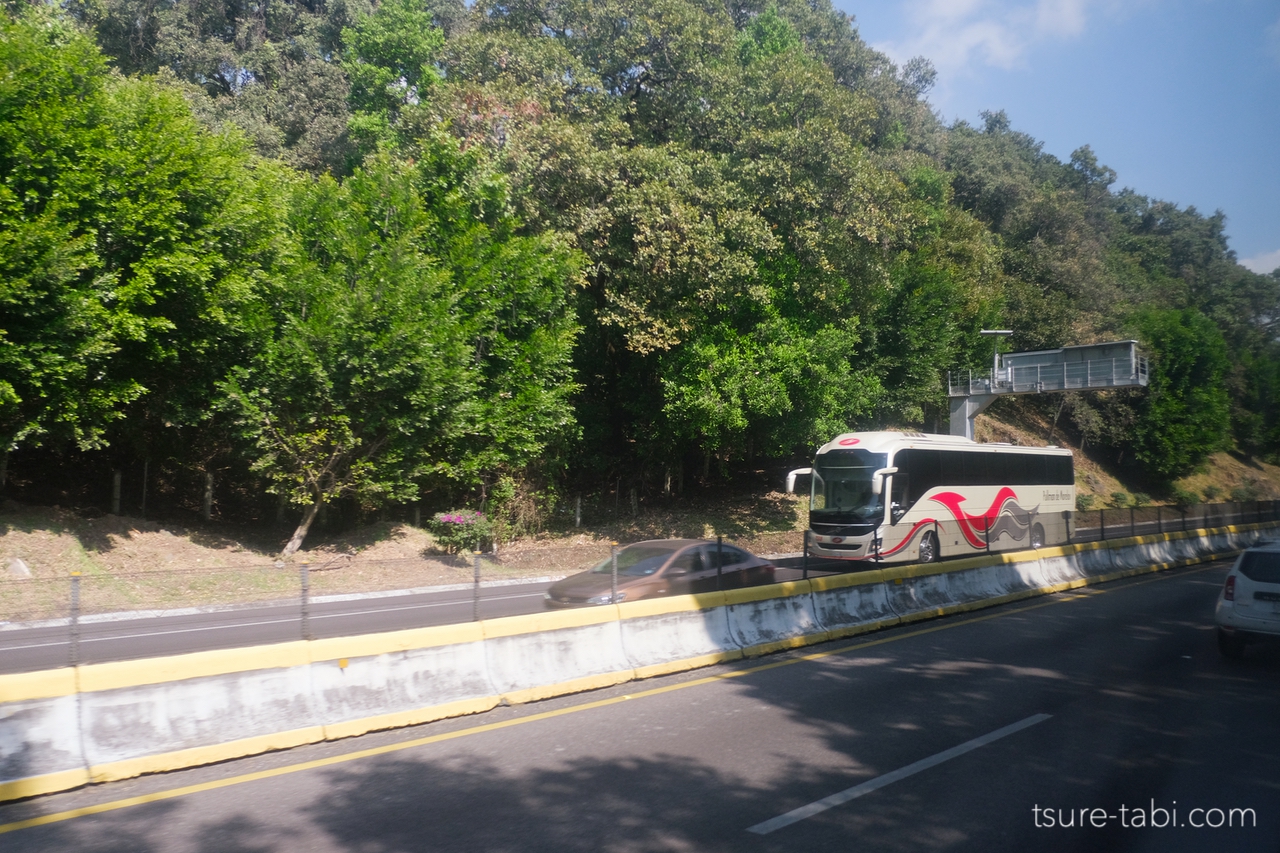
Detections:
[811, 449, 887, 524]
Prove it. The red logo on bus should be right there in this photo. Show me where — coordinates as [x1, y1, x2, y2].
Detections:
[838, 437, 860, 446]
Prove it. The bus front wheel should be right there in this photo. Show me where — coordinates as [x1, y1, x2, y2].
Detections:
[1030, 523, 1045, 549]
[918, 531, 939, 564]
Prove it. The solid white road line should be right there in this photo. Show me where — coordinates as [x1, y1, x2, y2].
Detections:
[0, 592, 549, 652]
[747, 713, 1053, 835]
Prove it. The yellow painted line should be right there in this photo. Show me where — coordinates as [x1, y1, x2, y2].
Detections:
[0, 668, 78, 704]
[480, 604, 621, 638]
[0, 557, 1228, 838]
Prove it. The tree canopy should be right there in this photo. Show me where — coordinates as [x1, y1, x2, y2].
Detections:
[3, 0, 1277, 531]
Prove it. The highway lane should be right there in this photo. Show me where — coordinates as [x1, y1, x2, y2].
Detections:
[3, 556, 1277, 852]
[0, 581, 554, 673]
[0, 558, 849, 674]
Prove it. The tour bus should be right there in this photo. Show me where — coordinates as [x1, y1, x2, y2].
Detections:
[786, 431, 1075, 563]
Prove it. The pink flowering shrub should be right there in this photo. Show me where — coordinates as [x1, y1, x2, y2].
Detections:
[428, 510, 491, 553]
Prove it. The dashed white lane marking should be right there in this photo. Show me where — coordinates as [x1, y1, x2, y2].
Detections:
[747, 713, 1053, 835]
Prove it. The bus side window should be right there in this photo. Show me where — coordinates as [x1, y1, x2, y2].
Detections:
[1025, 454, 1046, 484]
[941, 450, 963, 487]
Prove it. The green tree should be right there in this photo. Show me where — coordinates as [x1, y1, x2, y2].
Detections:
[1131, 308, 1231, 480]
[1, 8, 279, 487]
[221, 142, 579, 555]
[343, 0, 446, 155]
[0, 9, 135, 465]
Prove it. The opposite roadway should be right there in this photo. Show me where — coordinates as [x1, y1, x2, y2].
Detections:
[0, 558, 839, 674]
[2, 556, 1277, 852]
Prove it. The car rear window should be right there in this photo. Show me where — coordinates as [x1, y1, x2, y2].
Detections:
[1238, 550, 1280, 583]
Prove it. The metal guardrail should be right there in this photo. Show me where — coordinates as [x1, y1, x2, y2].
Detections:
[948, 355, 1149, 397]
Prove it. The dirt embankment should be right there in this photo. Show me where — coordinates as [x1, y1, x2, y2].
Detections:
[0, 487, 808, 621]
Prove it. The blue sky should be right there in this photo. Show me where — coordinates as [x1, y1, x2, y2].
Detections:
[834, 0, 1280, 274]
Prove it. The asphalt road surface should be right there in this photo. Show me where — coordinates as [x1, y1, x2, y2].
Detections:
[3, 556, 1277, 852]
[0, 557, 846, 674]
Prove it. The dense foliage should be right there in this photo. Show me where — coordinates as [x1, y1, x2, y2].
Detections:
[2, 0, 1277, 543]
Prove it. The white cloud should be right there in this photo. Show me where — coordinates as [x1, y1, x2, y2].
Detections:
[875, 0, 1099, 76]
[1241, 248, 1280, 275]
[1034, 0, 1089, 38]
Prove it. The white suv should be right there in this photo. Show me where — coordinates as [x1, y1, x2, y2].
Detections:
[1215, 543, 1280, 658]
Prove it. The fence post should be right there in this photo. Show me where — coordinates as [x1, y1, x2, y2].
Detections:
[802, 530, 809, 580]
[1130, 506, 1135, 537]
[299, 561, 311, 641]
[473, 550, 482, 622]
[1157, 505, 1162, 534]
[69, 572, 81, 667]
[1100, 509, 1106, 542]
[716, 535, 724, 591]
[611, 541, 619, 603]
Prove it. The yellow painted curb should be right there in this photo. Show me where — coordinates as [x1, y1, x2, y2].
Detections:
[740, 632, 830, 658]
[309, 622, 486, 662]
[722, 579, 813, 605]
[808, 568, 892, 592]
[823, 616, 900, 640]
[500, 670, 634, 705]
[481, 605, 621, 639]
[88, 726, 326, 784]
[321, 696, 501, 741]
[77, 642, 312, 694]
[0, 768, 91, 803]
[615, 591, 727, 618]
[632, 650, 744, 680]
[0, 668, 78, 703]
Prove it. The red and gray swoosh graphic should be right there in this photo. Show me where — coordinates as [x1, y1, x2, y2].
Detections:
[930, 488, 1039, 549]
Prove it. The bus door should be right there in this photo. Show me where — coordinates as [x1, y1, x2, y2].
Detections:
[888, 473, 910, 526]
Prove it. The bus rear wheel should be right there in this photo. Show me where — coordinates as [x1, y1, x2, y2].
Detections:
[1030, 523, 1045, 549]
[918, 531, 939, 564]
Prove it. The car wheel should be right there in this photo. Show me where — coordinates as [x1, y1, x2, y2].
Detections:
[1030, 523, 1045, 549]
[918, 530, 939, 564]
[1217, 628, 1247, 659]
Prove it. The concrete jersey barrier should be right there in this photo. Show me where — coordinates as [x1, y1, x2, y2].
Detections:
[2, 522, 1276, 803]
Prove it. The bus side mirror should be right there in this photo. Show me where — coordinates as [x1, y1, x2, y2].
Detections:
[785, 468, 812, 493]
[871, 467, 898, 495]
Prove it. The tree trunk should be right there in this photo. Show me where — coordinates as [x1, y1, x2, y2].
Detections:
[202, 472, 214, 521]
[280, 495, 324, 558]
[0, 450, 8, 491]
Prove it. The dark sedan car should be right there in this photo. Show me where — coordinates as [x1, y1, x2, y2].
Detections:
[543, 539, 776, 608]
